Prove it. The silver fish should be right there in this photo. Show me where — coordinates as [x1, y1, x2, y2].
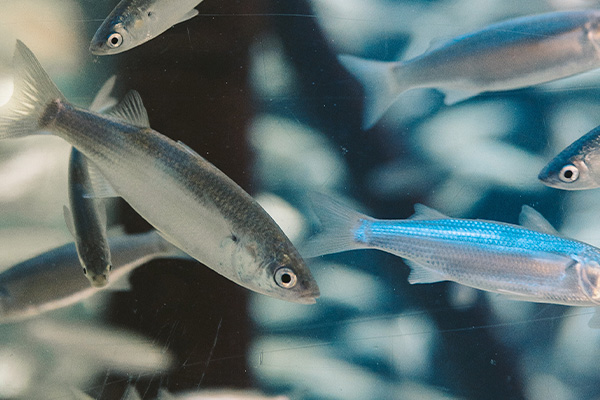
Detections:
[64, 77, 117, 288]
[0, 231, 185, 322]
[90, 0, 203, 55]
[538, 124, 600, 190]
[338, 10, 600, 129]
[64, 148, 112, 288]
[302, 194, 600, 325]
[0, 41, 319, 304]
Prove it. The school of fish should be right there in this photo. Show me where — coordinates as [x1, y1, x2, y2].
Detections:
[4, 1, 600, 397]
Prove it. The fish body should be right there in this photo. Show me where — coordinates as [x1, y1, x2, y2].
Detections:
[90, 0, 203, 55]
[303, 195, 600, 308]
[65, 148, 111, 287]
[0, 231, 184, 322]
[538, 124, 600, 190]
[0, 41, 319, 304]
[338, 10, 600, 128]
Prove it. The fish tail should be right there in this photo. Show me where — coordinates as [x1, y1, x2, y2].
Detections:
[0, 40, 66, 139]
[300, 193, 372, 258]
[338, 54, 402, 130]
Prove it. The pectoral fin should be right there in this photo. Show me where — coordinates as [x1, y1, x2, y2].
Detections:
[176, 8, 199, 24]
[588, 308, 600, 329]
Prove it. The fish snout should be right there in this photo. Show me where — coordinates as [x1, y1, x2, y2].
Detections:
[90, 273, 109, 288]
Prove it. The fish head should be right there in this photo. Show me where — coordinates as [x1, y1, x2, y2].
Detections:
[79, 250, 111, 288]
[230, 232, 320, 304]
[578, 257, 600, 304]
[90, 7, 150, 55]
[538, 131, 600, 190]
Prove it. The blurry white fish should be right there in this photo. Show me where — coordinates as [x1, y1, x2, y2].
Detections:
[0, 231, 186, 322]
[538, 124, 600, 190]
[0, 41, 319, 304]
[64, 77, 118, 288]
[338, 10, 600, 128]
[158, 387, 290, 400]
[90, 0, 204, 55]
[302, 194, 600, 326]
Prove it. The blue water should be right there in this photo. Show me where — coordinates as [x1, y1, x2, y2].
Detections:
[1, 0, 600, 399]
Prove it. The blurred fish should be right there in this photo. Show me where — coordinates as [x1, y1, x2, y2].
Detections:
[337, 10, 600, 128]
[64, 77, 118, 288]
[157, 387, 290, 400]
[538, 124, 600, 190]
[27, 319, 174, 373]
[0, 231, 186, 323]
[0, 41, 319, 304]
[302, 194, 600, 326]
[90, 0, 203, 55]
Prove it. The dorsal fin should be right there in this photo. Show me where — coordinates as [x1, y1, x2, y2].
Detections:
[409, 203, 449, 220]
[107, 90, 150, 127]
[518, 205, 559, 235]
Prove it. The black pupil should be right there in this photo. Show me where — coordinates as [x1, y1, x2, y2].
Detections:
[281, 273, 291, 284]
[83, 268, 87, 275]
[563, 169, 573, 179]
[111, 36, 119, 45]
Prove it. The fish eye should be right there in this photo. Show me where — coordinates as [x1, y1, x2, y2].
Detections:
[274, 267, 297, 289]
[559, 164, 579, 183]
[83, 267, 87, 275]
[107, 32, 123, 48]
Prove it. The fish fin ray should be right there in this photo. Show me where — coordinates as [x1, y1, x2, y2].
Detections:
[63, 205, 76, 239]
[337, 54, 401, 129]
[176, 8, 199, 24]
[0, 40, 66, 138]
[518, 205, 559, 235]
[106, 90, 150, 127]
[84, 161, 119, 199]
[300, 193, 371, 258]
[409, 203, 449, 220]
[176, 140, 200, 157]
[89, 75, 118, 112]
[405, 259, 447, 284]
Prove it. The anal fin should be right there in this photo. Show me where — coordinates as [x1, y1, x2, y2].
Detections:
[405, 259, 447, 284]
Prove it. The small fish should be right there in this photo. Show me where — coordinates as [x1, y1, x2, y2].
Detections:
[302, 194, 600, 326]
[538, 124, 600, 190]
[338, 10, 600, 129]
[90, 0, 204, 55]
[0, 41, 319, 304]
[64, 77, 118, 288]
[0, 231, 186, 322]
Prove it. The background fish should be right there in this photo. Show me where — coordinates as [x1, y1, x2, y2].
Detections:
[0, 231, 186, 322]
[0, 41, 319, 304]
[337, 10, 600, 128]
[90, 0, 204, 55]
[538, 124, 600, 190]
[302, 194, 600, 325]
[64, 77, 117, 288]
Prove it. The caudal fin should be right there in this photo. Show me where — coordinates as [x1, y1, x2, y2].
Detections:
[300, 193, 372, 258]
[338, 54, 402, 130]
[0, 40, 65, 139]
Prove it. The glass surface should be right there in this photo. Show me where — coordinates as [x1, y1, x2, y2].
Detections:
[0, 0, 599, 399]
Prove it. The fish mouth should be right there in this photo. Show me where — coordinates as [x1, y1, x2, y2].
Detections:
[90, 274, 109, 288]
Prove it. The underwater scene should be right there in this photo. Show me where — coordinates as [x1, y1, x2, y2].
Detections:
[4, 0, 600, 399]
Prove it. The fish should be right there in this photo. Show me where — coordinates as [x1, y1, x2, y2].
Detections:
[302, 194, 600, 326]
[0, 231, 187, 323]
[538, 124, 600, 190]
[337, 10, 600, 129]
[64, 77, 118, 288]
[90, 0, 204, 55]
[0, 41, 319, 304]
